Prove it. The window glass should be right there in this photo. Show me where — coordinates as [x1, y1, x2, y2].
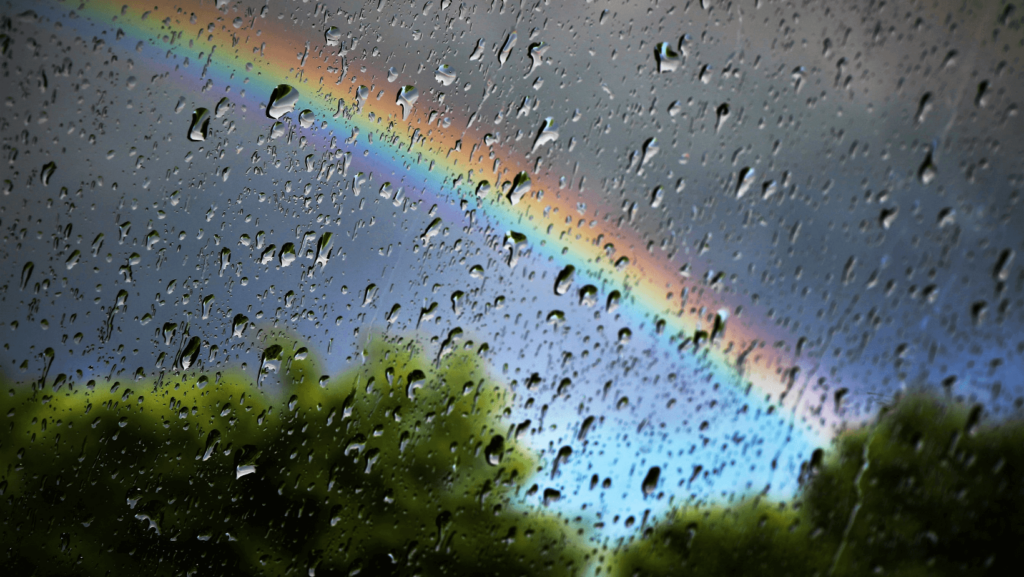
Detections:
[1, 1, 1022, 575]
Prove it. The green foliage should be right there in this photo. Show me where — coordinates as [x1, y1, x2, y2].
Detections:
[612, 393, 1024, 577]
[0, 334, 585, 576]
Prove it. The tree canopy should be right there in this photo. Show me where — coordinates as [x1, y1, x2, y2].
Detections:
[0, 334, 587, 576]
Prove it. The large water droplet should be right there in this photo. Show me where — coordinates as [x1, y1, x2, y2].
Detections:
[484, 435, 505, 466]
[555, 265, 575, 295]
[176, 336, 201, 372]
[469, 39, 485, 61]
[642, 466, 661, 496]
[266, 84, 299, 119]
[215, 97, 232, 118]
[40, 161, 56, 185]
[279, 243, 296, 267]
[188, 108, 210, 141]
[232, 314, 249, 338]
[65, 250, 81, 270]
[498, 31, 517, 65]
[654, 42, 681, 72]
[532, 117, 559, 152]
[202, 430, 221, 462]
[736, 167, 755, 198]
[434, 64, 456, 86]
[527, 42, 548, 74]
[639, 137, 659, 173]
[396, 86, 419, 120]
[325, 26, 342, 46]
[259, 344, 283, 386]
[507, 172, 531, 205]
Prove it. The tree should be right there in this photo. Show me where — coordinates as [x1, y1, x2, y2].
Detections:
[0, 334, 587, 576]
[611, 392, 1024, 576]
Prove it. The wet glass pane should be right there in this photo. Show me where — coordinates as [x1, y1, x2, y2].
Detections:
[1, 0, 1022, 574]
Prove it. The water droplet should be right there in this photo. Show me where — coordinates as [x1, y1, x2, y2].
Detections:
[532, 117, 559, 152]
[469, 39, 485, 61]
[434, 64, 456, 86]
[579, 285, 598, 306]
[736, 167, 755, 198]
[219, 248, 231, 277]
[642, 466, 661, 496]
[40, 161, 56, 185]
[387, 66, 399, 82]
[188, 108, 210, 141]
[503, 231, 527, 267]
[879, 206, 899, 230]
[259, 344, 283, 385]
[528, 42, 549, 74]
[279, 243, 296, 267]
[215, 97, 232, 118]
[315, 232, 333, 269]
[639, 137, 659, 173]
[162, 322, 178, 346]
[650, 185, 664, 208]
[919, 151, 937, 185]
[507, 172, 531, 205]
[266, 84, 299, 119]
[232, 314, 249, 338]
[396, 85, 419, 120]
[498, 31, 517, 66]
[202, 430, 221, 461]
[65, 250, 80, 270]
[406, 369, 426, 400]
[259, 244, 277, 265]
[654, 42, 681, 72]
[542, 488, 561, 506]
[269, 122, 286, 140]
[715, 103, 730, 131]
[421, 217, 443, 244]
[19, 262, 33, 290]
[995, 249, 1015, 282]
[363, 283, 378, 307]
[476, 180, 492, 197]
[325, 26, 342, 46]
[915, 93, 933, 125]
[484, 435, 505, 466]
[555, 265, 575, 295]
[606, 290, 621, 313]
[355, 85, 369, 109]
[298, 109, 314, 128]
[176, 336, 201, 372]
[201, 294, 215, 319]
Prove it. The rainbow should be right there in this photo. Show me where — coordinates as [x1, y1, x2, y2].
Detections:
[28, 0, 836, 453]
